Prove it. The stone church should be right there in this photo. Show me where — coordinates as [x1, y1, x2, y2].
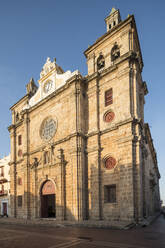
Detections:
[8, 8, 160, 223]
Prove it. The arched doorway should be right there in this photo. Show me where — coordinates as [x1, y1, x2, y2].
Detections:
[41, 180, 56, 218]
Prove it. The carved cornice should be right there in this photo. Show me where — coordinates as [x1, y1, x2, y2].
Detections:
[15, 119, 24, 128]
[87, 117, 133, 138]
[8, 124, 15, 132]
[144, 123, 160, 177]
[86, 146, 102, 154]
[8, 118, 24, 132]
[23, 131, 86, 156]
[10, 94, 29, 111]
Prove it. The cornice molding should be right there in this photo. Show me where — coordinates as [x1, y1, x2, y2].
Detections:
[86, 50, 139, 83]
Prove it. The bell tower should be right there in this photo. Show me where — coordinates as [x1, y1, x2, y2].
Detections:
[105, 7, 121, 32]
[84, 8, 149, 222]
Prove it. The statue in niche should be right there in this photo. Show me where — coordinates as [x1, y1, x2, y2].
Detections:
[50, 145, 56, 164]
[97, 54, 105, 70]
[31, 157, 40, 169]
[111, 43, 120, 61]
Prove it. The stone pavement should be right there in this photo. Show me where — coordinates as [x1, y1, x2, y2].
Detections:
[0, 214, 165, 247]
[0, 216, 133, 229]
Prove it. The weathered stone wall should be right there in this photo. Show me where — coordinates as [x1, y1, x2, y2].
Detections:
[8, 11, 160, 224]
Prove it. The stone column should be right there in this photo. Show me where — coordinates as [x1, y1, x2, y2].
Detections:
[23, 110, 31, 219]
[56, 149, 66, 221]
[8, 125, 17, 217]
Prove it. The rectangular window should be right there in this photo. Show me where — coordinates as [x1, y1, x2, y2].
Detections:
[18, 195, 22, 207]
[104, 185, 116, 203]
[18, 135, 22, 145]
[105, 88, 113, 106]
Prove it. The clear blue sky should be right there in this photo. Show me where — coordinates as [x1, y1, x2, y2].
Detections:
[0, 0, 164, 204]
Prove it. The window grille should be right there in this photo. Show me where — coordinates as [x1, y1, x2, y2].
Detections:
[105, 88, 113, 106]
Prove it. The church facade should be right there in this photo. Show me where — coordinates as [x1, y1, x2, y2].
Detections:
[8, 8, 160, 223]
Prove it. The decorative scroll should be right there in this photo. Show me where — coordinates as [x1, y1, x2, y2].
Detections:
[40, 57, 56, 78]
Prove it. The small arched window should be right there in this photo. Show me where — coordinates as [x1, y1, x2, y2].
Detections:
[97, 54, 105, 70]
[111, 43, 120, 62]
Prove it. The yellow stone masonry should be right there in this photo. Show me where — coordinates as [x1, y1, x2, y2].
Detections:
[8, 8, 160, 224]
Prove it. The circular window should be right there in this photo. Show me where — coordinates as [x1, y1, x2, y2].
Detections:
[40, 118, 57, 141]
[104, 156, 116, 170]
[104, 111, 115, 123]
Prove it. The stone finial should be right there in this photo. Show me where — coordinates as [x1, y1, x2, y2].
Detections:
[110, 7, 117, 15]
[26, 78, 38, 96]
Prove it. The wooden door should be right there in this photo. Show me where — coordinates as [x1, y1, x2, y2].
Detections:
[2, 202, 7, 215]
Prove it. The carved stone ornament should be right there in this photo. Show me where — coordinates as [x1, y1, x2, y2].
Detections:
[40, 117, 57, 141]
[26, 78, 38, 96]
[42, 180, 55, 195]
[104, 111, 115, 123]
[31, 157, 39, 169]
[40, 57, 56, 78]
[111, 43, 120, 62]
[104, 156, 116, 170]
[43, 80, 53, 93]
[97, 54, 105, 70]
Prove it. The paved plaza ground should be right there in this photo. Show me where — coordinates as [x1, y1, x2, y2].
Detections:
[0, 215, 165, 248]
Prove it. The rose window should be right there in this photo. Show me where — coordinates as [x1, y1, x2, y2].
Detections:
[40, 118, 57, 141]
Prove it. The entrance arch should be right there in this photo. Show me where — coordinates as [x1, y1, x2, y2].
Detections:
[40, 180, 56, 218]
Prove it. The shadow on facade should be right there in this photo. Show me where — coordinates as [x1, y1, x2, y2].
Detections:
[10, 191, 77, 221]
[89, 162, 160, 221]
[9, 161, 160, 221]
